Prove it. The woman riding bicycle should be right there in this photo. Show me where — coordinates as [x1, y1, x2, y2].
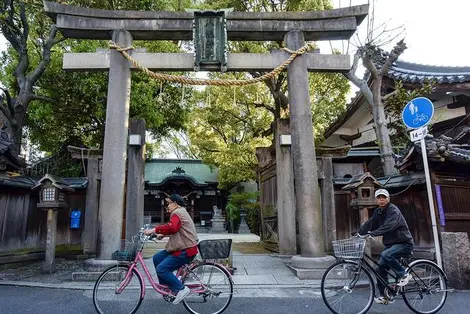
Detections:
[358, 188, 414, 304]
[144, 193, 198, 305]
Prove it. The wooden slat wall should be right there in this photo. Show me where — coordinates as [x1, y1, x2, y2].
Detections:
[438, 181, 470, 236]
[259, 164, 278, 250]
[0, 188, 85, 253]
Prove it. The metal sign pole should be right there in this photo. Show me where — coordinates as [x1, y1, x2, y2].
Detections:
[404, 98, 442, 269]
[420, 137, 443, 268]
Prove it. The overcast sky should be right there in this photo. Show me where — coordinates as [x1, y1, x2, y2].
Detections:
[321, 0, 470, 66]
[1, 0, 469, 64]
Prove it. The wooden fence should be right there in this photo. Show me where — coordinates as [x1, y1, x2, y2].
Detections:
[0, 187, 86, 254]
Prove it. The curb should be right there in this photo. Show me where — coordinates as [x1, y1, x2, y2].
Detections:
[0, 280, 321, 290]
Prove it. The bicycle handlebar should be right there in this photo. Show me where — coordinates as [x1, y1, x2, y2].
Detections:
[352, 233, 374, 239]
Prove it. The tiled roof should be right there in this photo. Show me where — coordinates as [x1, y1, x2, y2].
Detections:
[396, 134, 470, 171]
[0, 175, 88, 189]
[145, 159, 218, 186]
[387, 60, 470, 85]
[334, 172, 425, 188]
[0, 175, 36, 189]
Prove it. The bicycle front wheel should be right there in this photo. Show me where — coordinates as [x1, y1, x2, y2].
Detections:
[321, 260, 375, 314]
[182, 262, 233, 314]
[402, 260, 448, 314]
[93, 264, 143, 314]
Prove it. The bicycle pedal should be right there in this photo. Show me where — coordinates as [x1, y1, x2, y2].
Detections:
[163, 294, 175, 303]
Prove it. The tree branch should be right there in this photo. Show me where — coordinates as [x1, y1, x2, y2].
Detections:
[19, 2, 28, 42]
[201, 147, 220, 153]
[0, 87, 14, 116]
[380, 39, 407, 76]
[210, 124, 228, 144]
[29, 25, 59, 84]
[0, 103, 12, 122]
[382, 89, 399, 102]
[349, 49, 361, 77]
[31, 94, 56, 103]
[252, 101, 275, 115]
[363, 57, 379, 80]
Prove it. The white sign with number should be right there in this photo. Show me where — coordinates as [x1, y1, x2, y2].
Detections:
[410, 126, 428, 142]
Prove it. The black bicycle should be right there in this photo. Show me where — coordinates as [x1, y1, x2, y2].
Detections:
[321, 235, 450, 314]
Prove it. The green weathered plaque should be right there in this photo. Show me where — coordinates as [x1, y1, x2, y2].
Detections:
[192, 10, 228, 72]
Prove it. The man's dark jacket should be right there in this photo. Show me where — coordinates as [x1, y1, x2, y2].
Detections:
[359, 203, 414, 246]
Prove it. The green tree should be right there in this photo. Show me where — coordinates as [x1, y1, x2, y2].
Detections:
[177, 0, 350, 188]
[1, 0, 194, 158]
[1, 0, 65, 153]
[187, 74, 272, 189]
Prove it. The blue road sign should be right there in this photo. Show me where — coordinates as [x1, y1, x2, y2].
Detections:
[402, 97, 434, 129]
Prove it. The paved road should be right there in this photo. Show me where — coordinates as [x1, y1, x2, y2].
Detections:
[1, 286, 469, 314]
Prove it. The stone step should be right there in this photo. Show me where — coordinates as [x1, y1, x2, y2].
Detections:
[72, 271, 108, 281]
[286, 265, 326, 280]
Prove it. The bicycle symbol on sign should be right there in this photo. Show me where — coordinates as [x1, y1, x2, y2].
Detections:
[412, 113, 429, 125]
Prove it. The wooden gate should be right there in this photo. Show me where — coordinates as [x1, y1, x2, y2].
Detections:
[259, 162, 278, 251]
[437, 180, 470, 236]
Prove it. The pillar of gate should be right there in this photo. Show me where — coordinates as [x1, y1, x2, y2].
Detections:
[285, 30, 335, 278]
[125, 119, 146, 240]
[97, 29, 133, 259]
[275, 119, 297, 256]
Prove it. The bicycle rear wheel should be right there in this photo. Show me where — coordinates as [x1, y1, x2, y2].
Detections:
[93, 264, 143, 314]
[402, 260, 448, 314]
[182, 262, 233, 314]
[321, 260, 375, 314]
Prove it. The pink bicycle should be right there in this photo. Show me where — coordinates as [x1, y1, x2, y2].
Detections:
[92, 229, 233, 314]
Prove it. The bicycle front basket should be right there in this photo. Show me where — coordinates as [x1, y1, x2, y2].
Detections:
[112, 239, 140, 261]
[198, 239, 232, 260]
[332, 237, 366, 259]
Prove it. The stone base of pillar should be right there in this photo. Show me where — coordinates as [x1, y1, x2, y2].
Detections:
[442, 232, 470, 289]
[209, 218, 227, 233]
[71, 258, 121, 281]
[287, 255, 336, 279]
[83, 258, 120, 272]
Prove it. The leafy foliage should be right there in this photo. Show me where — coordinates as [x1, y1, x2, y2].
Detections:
[187, 73, 273, 189]
[179, 0, 349, 188]
[225, 192, 260, 235]
[2, 0, 349, 189]
[1, 0, 194, 157]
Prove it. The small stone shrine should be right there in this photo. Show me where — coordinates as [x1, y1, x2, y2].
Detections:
[210, 205, 226, 233]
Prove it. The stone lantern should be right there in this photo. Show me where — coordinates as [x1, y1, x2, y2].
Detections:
[342, 172, 383, 233]
[32, 174, 74, 273]
[342, 172, 383, 210]
[342, 172, 383, 255]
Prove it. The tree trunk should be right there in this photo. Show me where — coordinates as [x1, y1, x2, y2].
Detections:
[10, 93, 29, 154]
[371, 79, 396, 176]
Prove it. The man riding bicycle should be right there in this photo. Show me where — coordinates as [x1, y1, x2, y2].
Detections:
[358, 189, 414, 304]
[144, 193, 198, 305]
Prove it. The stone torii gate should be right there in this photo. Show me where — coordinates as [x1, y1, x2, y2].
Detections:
[44, 2, 368, 265]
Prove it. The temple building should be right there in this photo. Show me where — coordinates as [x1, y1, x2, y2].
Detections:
[320, 56, 470, 254]
[323, 59, 470, 151]
[144, 159, 226, 226]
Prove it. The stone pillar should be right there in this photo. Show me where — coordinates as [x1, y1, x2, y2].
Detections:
[284, 30, 324, 257]
[125, 119, 146, 240]
[441, 232, 470, 289]
[43, 209, 58, 273]
[82, 158, 100, 254]
[97, 29, 132, 259]
[275, 119, 297, 255]
[321, 157, 336, 252]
